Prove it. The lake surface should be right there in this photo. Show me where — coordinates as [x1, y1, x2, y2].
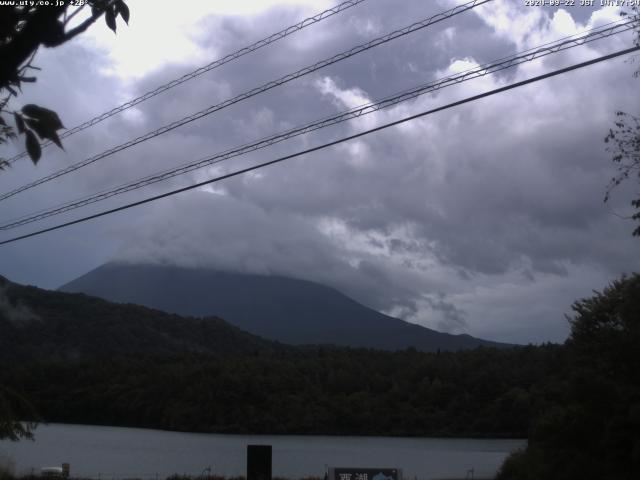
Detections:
[0, 424, 524, 480]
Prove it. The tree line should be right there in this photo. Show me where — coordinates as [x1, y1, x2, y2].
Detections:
[1, 343, 565, 439]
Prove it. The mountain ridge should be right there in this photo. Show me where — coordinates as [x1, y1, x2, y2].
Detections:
[0, 274, 282, 362]
[60, 262, 510, 351]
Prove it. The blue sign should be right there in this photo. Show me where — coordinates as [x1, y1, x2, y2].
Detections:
[331, 468, 401, 480]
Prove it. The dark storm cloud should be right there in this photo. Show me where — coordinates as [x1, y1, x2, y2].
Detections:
[0, 0, 638, 343]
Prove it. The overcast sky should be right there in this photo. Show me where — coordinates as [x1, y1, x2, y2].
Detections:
[0, 0, 638, 344]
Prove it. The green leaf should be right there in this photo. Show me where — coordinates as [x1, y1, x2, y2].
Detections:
[24, 118, 64, 150]
[14, 112, 24, 133]
[116, 0, 130, 24]
[25, 129, 41, 164]
[105, 8, 117, 32]
[21, 104, 43, 117]
[47, 129, 63, 149]
[22, 104, 64, 130]
[91, 0, 108, 16]
[24, 118, 46, 139]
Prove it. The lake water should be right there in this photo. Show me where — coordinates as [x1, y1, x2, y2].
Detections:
[0, 424, 524, 480]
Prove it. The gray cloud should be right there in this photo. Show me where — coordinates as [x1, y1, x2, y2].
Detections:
[0, 0, 638, 343]
[421, 293, 468, 334]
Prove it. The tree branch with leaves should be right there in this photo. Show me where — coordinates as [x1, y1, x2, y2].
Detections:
[0, 386, 39, 441]
[605, 111, 640, 235]
[0, 0, 130, 165]
[604, 6, 640, 236]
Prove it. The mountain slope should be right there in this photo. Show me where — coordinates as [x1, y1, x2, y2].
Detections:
[0, 274, 281, 362]
[60, 263, 508, 351]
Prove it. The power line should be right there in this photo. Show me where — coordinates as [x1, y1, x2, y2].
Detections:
[0, 0, 492, 203]
[0, 18, 634, 230]
[6, 0, 369, 165]
[1, 45, 637, 247]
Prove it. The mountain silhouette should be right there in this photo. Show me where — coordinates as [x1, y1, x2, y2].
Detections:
[0, 274, 280, 361]
[60, 263, 508, 351]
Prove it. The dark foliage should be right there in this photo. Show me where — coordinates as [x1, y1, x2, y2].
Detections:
[0, 385, 38, 441]
[0, 0, 129, 164]
[497, 274, 640, 480]
[605, 111, 640, 236]
[604, 7, 640, 236]
[0, 344, 566, 438]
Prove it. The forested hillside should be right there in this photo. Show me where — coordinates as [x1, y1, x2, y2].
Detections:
[0, 275, 283, 361]
[1, 345, 565, 438]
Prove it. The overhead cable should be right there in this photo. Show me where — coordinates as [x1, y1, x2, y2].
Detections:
[0, 0, 492, 203]
[0, 18, 634, 230]
[6, 0, 369, 164]
[1, 45, 637, 247]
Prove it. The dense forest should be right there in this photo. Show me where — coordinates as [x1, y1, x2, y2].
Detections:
[0, 344, 565, 438]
